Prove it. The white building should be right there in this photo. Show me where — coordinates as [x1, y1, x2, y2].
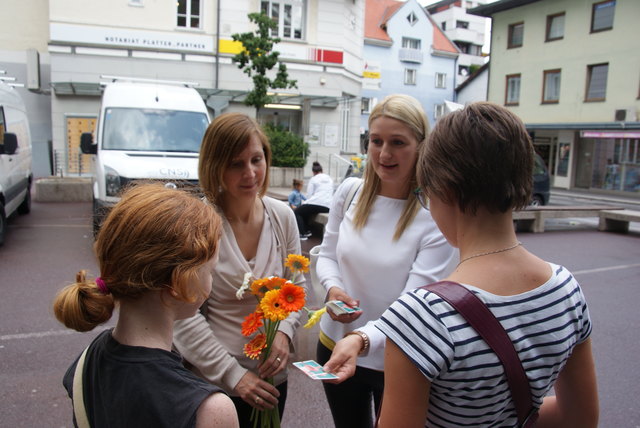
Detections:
[3, 1, 366, 179]
[426, 0, 489, 85]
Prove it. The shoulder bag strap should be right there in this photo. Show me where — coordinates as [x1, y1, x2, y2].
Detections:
[72, 346, 91, 428]
[342, 178, 362, 217]
[421, 281, 538, 427]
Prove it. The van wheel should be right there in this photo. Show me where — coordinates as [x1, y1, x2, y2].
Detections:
[17, 187, 31, 215]
[0, 202, 6, 247]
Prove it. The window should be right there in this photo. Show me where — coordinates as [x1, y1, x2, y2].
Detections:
[261, 1, 305, 40]
[591, 0, 615, 33]
[508, 22, 524, 48]
[434, 104, 446, 120]
[505, 74, 521, 105]
[542, 69, 561, 103]
[361, 97, 371, 114]
[177, 0, 200, 29]
[456, 20, 469, 29]
[435, 73, 446, 89]
[546, 12, 565, 41]
[459, 65, 470, 76]
[441, 21, 446, 30]
[407, 11, 418, 26]
[585, 63, 608, 101]
[404, 69, 417, 85]
[402, 37, 421, 50]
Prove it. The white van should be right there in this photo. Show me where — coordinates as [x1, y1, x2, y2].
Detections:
[0, 82, 32, 246]
[81, 80, 210, 233]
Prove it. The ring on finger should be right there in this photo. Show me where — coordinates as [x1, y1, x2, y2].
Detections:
[255, 396, 261, 405]
[275, 356, 282, 363]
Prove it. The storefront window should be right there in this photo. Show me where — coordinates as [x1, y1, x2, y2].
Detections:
[588, 135, 640, 192]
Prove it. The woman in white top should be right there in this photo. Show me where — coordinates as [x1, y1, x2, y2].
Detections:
[173, 113, 304, 428]
[295, 161, 334, 239]
[316, 94, 456, 428]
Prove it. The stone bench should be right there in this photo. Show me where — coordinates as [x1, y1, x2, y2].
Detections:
[598, 209, 640, 233]
[514, 205, 624, 233]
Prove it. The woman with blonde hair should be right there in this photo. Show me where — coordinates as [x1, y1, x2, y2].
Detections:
[315, 94, 456, 427]
[173, 112, 303, 427]
[53, 183, 238, 428]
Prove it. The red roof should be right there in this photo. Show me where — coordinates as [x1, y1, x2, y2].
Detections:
[365, 0, 460, 54]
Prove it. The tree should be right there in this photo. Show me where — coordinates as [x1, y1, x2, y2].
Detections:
[231, 12, 297, 114]
[263, 123, 309, 168]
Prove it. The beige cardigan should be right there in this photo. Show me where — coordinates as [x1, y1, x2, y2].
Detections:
[173, 196, 304, 394]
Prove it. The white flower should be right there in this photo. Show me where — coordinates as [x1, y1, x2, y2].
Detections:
[236, 272, 253, 300]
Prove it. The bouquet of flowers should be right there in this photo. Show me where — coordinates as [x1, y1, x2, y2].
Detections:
[238, 254, 326, 428]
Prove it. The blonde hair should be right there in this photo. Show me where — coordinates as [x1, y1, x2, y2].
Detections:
[198, 112, 271, 206]
[354, 94, 429, 240]
[52, 183, 222, 332]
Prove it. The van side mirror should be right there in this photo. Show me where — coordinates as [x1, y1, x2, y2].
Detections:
[80, 132, 97, 154]
[0, 133, 18, 155]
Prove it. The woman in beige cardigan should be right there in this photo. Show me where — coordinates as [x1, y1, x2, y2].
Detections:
[173, 113, 304, 427]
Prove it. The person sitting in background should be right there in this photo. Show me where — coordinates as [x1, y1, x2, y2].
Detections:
[53, 183, 238, 428]
[295, 161, 334, 240]
[377, 102, 598, 427]
[288, 178, 306, 210]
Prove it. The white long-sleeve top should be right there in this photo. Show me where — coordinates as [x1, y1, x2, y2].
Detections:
[317, 177, 457, 371]
[173, 197, 303, 393]
[304, 173, 334, 208]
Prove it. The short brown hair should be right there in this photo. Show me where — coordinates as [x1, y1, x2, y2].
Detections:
[198, 112, 272, 203]
[52, 183, 222, 332]
[418, 102, 533, 214]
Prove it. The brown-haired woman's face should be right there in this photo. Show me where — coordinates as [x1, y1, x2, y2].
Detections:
[368, 116, 419, 188]
[222, 134, 266, 201]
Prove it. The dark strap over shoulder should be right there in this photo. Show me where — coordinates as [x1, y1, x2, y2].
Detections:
[421, 281, 538, 427]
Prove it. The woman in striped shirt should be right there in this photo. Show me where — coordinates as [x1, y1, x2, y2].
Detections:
[377, 102, 599, 427]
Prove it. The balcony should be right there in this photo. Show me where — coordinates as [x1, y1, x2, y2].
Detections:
[398, 48, 423, 64]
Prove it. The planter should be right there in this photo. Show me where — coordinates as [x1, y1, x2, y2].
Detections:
[269, 167, 303, 188]
[35, 177, 93, 202]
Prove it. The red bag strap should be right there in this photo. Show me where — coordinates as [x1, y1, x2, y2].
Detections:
[421, 281, 538, 427]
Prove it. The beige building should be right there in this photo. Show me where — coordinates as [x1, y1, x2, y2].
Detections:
[2, 0, 366, 179]
[472, 0, 640, 196]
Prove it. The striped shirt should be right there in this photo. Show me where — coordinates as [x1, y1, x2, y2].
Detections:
[377, 263, 592, 427]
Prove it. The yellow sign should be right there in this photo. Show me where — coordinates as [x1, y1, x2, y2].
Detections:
[219, 39, 243, 55]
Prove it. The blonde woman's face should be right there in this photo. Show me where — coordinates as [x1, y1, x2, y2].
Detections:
[222, 135, 266, 201]
[368, 116, 419, 193]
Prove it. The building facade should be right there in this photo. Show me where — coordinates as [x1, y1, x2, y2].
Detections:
[426, 0, 490, 85]
[4, 0, 367, 179]
[472, 0, 640, 196]
[361, 0, 459, 132]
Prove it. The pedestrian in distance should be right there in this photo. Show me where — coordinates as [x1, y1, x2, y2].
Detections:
[295, 161, 334, 240]
[52, 183, 239, 428]
[316, 94, 456, 428]
[172, 112, 304, 428]
[288, 178, 306, 210]
[377, 102, 599, 427]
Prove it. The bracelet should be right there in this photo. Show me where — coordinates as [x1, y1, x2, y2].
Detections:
[344, 330, 369, 355]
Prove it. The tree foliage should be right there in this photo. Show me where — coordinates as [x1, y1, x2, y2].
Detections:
[263, 123, 309, 168]
[232, 13, 298, 113]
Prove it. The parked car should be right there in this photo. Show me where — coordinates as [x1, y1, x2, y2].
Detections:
[0, 82, 32, 246]
[532, 153, 550, 206]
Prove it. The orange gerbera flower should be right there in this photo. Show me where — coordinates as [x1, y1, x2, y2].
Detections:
[241, 310, 264, 337]
[285, 254, 310, 274]
[243, 333, 267, 360]
[260, 289, 288, 321]
[250, 276, 288, 298]
[278, 282, 306, 312]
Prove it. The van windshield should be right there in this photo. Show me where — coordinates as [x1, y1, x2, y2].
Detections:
[102, 108, 208, 152]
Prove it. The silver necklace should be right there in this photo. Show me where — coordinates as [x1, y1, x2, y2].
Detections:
[457, 241, 522, 267]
